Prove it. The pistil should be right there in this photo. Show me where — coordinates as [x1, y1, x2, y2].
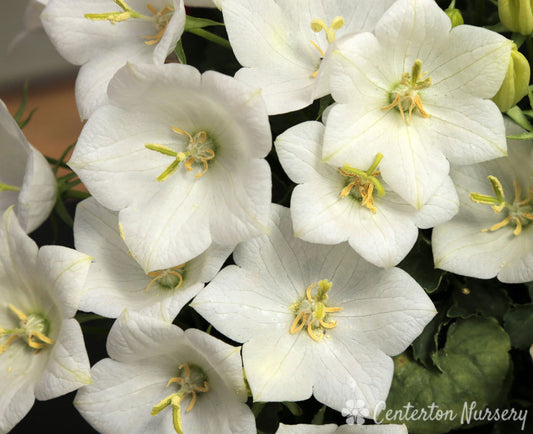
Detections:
[151, 363, 209, 434]
[0, 304, 54, 354]
[338, 153, 385, 214]
[382, 59, 432, 125]
[470, 176, 533, 236]
[289, 279, 342, 342]
[145, 127, 215, 181]
[309, 16, 344, 77]
[145, 264, 186, 292]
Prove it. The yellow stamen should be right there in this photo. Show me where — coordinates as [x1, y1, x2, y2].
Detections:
[382, 59, 432, 125]
[8, 304, 28, 322]
[289, 279, 341, 342]
[145, 265, 185, 292]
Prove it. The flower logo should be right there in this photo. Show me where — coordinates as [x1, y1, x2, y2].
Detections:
[341, 399, 370, 425]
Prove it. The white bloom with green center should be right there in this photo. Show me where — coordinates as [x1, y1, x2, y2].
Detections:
[275, 121, 459, 268]
[0, 100, 56, 234]
[276, 423, 408, 433]
[73, 197, 232, 321]
[222, 0, 396, 115]
[0, 207, 92, 433]
[41, 0, 186, 119]
[432, 120, 533, 283]
[192, 205, 436, 413]
[69, 62, 271, 273]
[74, 311, 255, 434]
[323, 0, 512, 209]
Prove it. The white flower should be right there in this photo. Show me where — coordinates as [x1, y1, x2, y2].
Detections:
[0, 100, 55, 233]
[74, 310, 255, 434]
[222, 0, 396, 115]
[276, 423, 408, 434]
[323, 0, 512, 209]
[0, 207, 92, 433]
[432, 120, 533, 283]
[192, 205, 436, 413]
[73, 197, 232, 321]
[275, 121, 458, 267]
[41, 0, 186, 119]
[69, 62, 271, 273]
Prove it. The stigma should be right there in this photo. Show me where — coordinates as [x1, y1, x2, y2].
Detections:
[145, 264, 186, 292]
[289, 279, 342, 342]
[309, 16, 345, 78]
[382, 59, 432, 125]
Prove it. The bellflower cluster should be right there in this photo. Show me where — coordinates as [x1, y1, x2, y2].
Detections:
[3, 0, 531, 431]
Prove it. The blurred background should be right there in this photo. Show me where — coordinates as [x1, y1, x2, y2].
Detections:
[0, 0, 82, 161]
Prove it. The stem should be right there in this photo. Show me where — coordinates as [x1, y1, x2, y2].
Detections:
[63, 189, 91, 200]
[186, 28, 231, 49]
[527, 35, 533, 68]
[53, 142, 77, 175]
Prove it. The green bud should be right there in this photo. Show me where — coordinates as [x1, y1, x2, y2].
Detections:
[445, 8, 464, 27]
[498, 0, 533, 35]
[492, 44, 531, 112]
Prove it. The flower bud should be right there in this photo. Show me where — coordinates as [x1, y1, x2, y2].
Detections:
[492, 44, 531, 112]
[498, 0, 533, 35]
[445, 7, 464, 27]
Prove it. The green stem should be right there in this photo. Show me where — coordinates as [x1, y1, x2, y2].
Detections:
[527, 35, 533, 68]
[63, 189, 90, 200]
[46, 157, 69, 169]
[0, 182, 21, 192]
[186, 28, 231, 49]
[53, 142, 77, 175]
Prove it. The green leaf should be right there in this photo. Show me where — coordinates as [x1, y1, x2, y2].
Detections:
[447, 280, 512, 321]
[383, 317, 511, 434]
[504, 304, 533, 349]
[411, 302, 450, 369]
[316, 95, 333, 121]
[184, 15, 224, 31]
[398, 235, 446, 293]
[282, 401, 303, 417]
[311, 405, 326, 425]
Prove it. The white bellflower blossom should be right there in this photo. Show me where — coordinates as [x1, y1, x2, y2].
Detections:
[0, 208, 91, 433]
[69, 63, 271, 272]
[192, 205, 436, 413]
[323, 0, 512, 209]
[41, 0, 186, 119]
[222, 0, 396, 114]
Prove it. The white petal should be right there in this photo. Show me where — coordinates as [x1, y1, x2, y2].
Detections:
[275, 121, 334, 183]
[119, 174, 212, 272]
[17, 146, 56, 233]
[192, 266, 293, 343]
[74, 358, 172, 434]
[243, 331, 314, 402]
[310, 337, 393, 414]
[276, 424, 338, 434]
[429, 25, 512, 98]
[106, 311, 184, 363]
[34, 319, 91, 400]
[423, 96, 507, 165]
[37, 246, 92, 318]
[413, 176, 459, 228]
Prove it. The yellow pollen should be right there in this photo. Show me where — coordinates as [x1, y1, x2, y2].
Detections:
[151, 363, 209, 434]
[289, 279, 342, 342]
[337, 153, 386, 214]
[145, 264, 185, 292]
[145, 127, 215, 181]
[309, 16, 344, 78]
[0, 304, 54, 354]
[470, 176, 533, 236]
[381, 59, 432, 125]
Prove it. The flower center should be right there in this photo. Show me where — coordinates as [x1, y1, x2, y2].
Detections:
[289, 279, 342, 342]
[0, 182, 21, 192]
[470, 176, 533, 236]
[0, 304, 54, 354]
[145, 127, 216, 181]
[145, 264, 186, 292]
[337, 153, 385, 214]
[85, 1, 174, 46]
[309, 16, 345, 78]
[382, 59, 432, 125]
[151, 363, 209, 434]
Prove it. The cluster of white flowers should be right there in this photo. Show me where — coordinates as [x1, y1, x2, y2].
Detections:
[1, 0, 532, 432]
